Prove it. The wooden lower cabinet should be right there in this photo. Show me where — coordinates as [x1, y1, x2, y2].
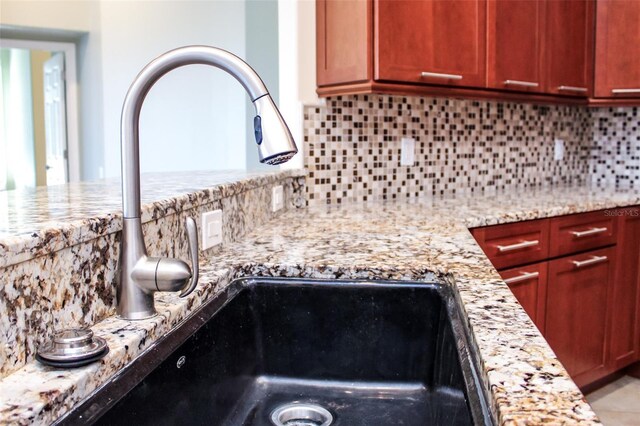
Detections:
[610, 211, 640, 369]
[499, 262, 548, 332]
[545, 247, 615, 388]
[475, 206, 640, 389]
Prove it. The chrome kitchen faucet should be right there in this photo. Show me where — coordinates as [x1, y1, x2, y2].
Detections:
[117, 46, 298, 320]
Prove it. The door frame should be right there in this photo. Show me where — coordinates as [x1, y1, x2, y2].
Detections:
[0, 38, 80, 182]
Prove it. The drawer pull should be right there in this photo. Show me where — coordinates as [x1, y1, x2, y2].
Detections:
[611, 88, 640, 94]
[496, 240, 540, 252]
[558, 85, 588, 93]
[420, 71, 463, 80]
[572, 255, 608, 268]
[504, 80, 539, 88]
[570, 227, 608, 238]
[504, 271, 539, 285]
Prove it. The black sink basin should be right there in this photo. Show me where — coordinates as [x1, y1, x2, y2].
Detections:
[58, 278, 493, 426]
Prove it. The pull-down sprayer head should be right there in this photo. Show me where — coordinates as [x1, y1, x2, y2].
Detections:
[253, 94, 298, 165]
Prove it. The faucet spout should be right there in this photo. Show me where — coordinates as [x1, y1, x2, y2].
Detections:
[117, 46, 297, 320]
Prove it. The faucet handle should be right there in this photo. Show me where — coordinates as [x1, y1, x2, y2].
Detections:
[179, 217, 200, 298]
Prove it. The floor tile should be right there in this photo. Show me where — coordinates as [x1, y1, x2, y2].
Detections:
[586, 376, 640, 424]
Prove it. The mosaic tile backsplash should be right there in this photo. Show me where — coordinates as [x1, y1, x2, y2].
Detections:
[303, 95, 639, 205]
[590, 106, 640, 188]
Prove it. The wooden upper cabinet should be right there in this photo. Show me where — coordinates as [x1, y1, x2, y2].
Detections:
[487, 0, 545, 93]
[375, 0, 486, 88]
[316, 0, 639, 104]
[316, 0, 371, 86]
[594, 0, 640, 98]
[545, 0, 594, 96]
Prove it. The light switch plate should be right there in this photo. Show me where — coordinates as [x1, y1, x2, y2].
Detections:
[554, 138, 565, 161]
[401, 137, 416, 166]
[201, 210, 222, 249]
[272, 185, 284, 212]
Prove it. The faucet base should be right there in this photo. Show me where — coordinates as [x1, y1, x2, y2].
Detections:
[117, 218, 158, 320]
[116, 311, 157, 321]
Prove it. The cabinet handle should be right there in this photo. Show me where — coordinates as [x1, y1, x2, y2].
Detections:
[611, 88, 640, 94]
[421, 71, 463, 80]
[558, 85, 587, 93]
[504, 80, 539, 88]
[504, 271, 539, 285]
[572, 255, 608, 268]
[570, 227, 608, 238]
[496, 240, 540, 252]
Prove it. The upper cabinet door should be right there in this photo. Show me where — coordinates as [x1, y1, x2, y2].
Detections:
[487, 0, 545, 93]
[594, 0, 640, 98]
[317, 0, 372, 86]
[545, 0, 594, 96]
[375, 0, 486, 87]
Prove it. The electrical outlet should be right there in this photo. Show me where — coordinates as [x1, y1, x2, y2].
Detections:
[272, 185, 284, 212]
[401, 137, 416, 166]
[201, 210, 222, 249]
[554, 138, 565, 161]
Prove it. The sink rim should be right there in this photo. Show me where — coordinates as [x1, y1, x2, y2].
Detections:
[54, 277, 494, 426]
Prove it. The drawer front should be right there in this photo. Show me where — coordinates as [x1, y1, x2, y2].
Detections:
[472, 219, 550, 270]
[550, 210, 617, 257]
[499, 262, 548, 333]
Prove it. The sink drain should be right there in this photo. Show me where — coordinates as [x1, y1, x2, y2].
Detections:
[270, 403, 333, 426]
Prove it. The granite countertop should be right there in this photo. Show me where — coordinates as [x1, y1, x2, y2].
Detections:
[2, 184, 640, 425]
[0, 169, 304, 269]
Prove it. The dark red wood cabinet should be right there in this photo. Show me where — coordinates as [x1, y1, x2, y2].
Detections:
[473, 206, 640, 390]
[499, 262, 548, 332]
[610, 210, 640, 370]
[594, 0, 640, 100]
[545, 0, 594, 96]
[549, 210, 616, 258]
[316, 0, 371, 86]
[317, 0, 639, 105]
[375, 0, 486, 88]
[545, 247, 615, 388]
[487, 0, 545, 93]
[471, 219, 550, 270]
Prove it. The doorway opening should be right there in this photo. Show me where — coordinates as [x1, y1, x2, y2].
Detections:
[0, 39, 79, 190]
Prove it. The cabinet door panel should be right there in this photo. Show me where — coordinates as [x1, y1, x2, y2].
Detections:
[317, 0, 371, 86]
[546, 247, 614, 388]
[545, 0, 593, 96]
[375, 0, 486, 87]
[487, 0, 544, 93]
[611, 210, 640, 368]
[499, 262, 548, 333]
[594, 0, 640, 98]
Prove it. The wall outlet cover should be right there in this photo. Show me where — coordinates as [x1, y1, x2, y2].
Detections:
[554, 138, 565, 161]
[201, 210, 222, 250]
[272, 185, 284, 212]
[401, 137, 416, 166]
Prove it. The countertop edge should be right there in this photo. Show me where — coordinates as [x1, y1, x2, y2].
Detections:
[0, 169, 307, 269]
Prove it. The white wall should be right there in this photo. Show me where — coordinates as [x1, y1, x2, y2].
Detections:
[245, 0, 279, 171]
[1, 0, 104, 180]
[2, 0, 251, 180]
[99, 0, 247, 178]
[277, 0, 319, 170]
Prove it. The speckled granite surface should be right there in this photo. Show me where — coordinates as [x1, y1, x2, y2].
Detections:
[0, 170, 305, 269]
[0, 170, 306, 379]
[2, 184, 640, 425]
